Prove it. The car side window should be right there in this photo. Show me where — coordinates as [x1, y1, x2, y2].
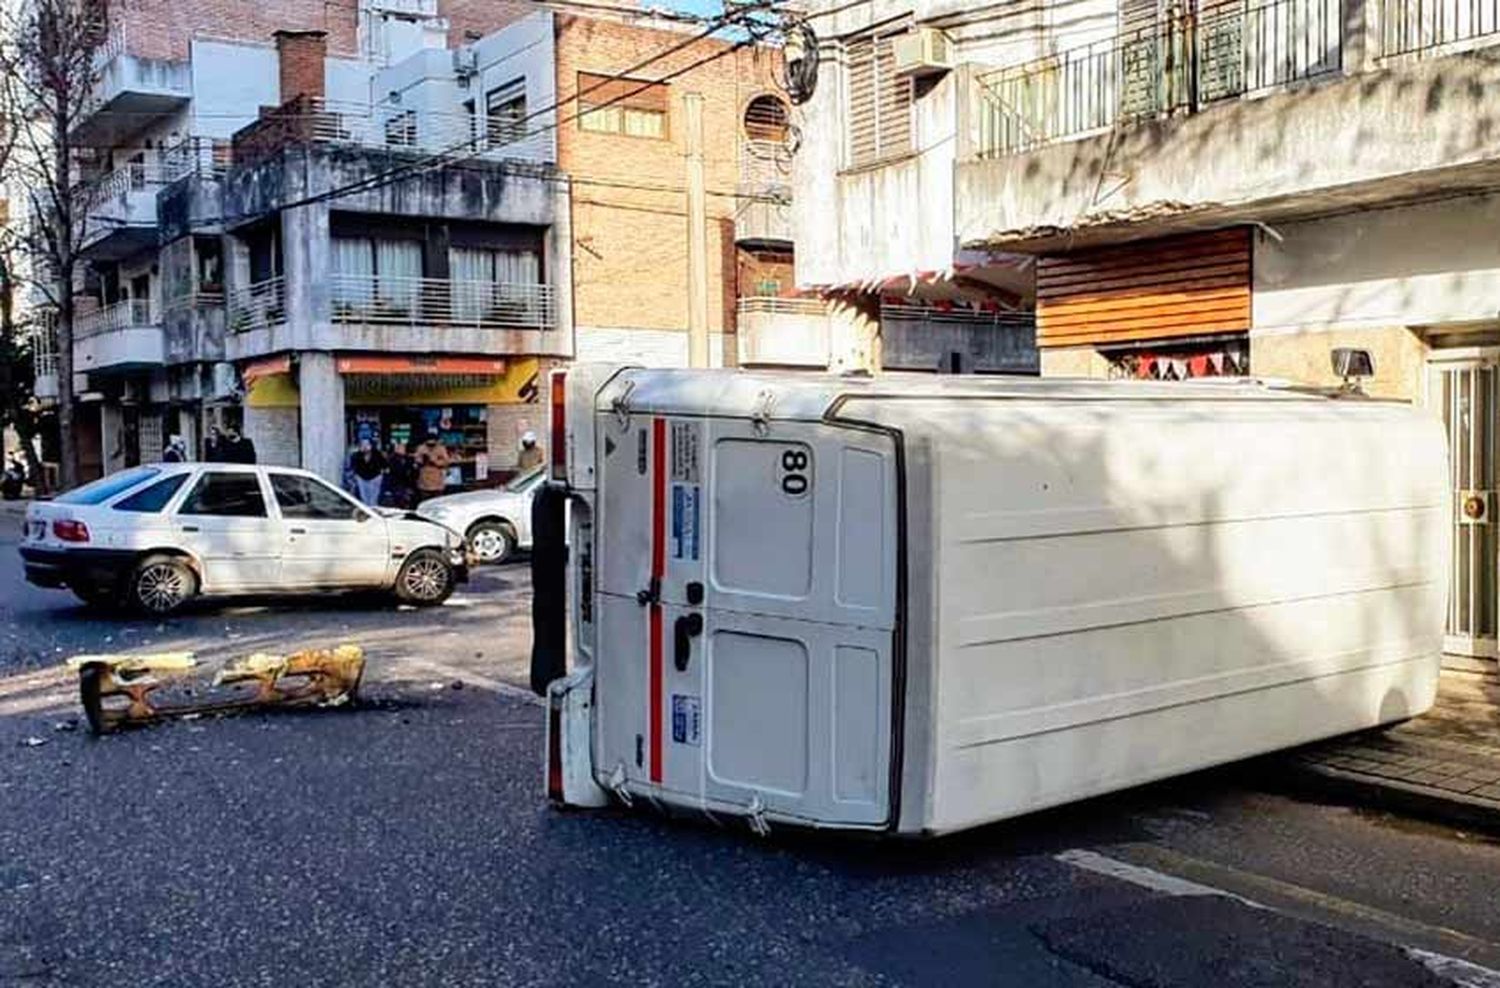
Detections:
[179, 473, 267, 518]
[114, 473, 190, 513]
[270, 474, 363, 522]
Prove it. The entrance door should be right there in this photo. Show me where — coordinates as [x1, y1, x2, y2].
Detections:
[1428, 352, 1499, 658]
[593, 410, 898, 827]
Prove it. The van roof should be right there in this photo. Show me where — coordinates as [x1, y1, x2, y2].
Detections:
[598, 369, 1336, 422]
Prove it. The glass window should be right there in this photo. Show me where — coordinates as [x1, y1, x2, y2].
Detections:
[56, 466, 160, 505]
[115, 473, 190, 513]
[504, 466, 545, 493]
[271, 473, 364, 521]
[179, 472, 267, 517]
[486, 78, 527, 148]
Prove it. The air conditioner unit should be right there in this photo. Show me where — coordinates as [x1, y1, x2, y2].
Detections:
[452, 46, 479, 79]
[892, 28, 953, 78]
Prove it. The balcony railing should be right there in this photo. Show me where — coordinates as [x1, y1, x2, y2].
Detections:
[737, 297, 832, 367]
[330, 275, 557, 331]
[234, 96, 553, 167]
[976, 0, 1343, 157]
[74, 299, 156, 340]
[162, 286, 227, 314]
[32, 317, 59, 379]
[227, 277, 287, 333]
[1380, 0, 1500, 57]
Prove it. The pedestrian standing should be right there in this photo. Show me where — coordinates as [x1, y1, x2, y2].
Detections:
[351, 439, 387, 506]
[414, 431, 451, 505]
[517, 430, 544, 472]
[385, 442, 416, 509]
[222, 427, 257, 465]
[162, 435, 188, 463]
[203, 426, 223, 463]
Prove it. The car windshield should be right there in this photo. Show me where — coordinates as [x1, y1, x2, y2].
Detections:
[54, 466, 162, 505]
[504, 466, 545, 493]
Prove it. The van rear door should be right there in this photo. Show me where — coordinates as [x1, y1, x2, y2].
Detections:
[594, 410, 898, 828]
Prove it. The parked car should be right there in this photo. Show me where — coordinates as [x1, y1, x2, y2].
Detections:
[416, 466, 545, 565]
[20, 463, 470, 615]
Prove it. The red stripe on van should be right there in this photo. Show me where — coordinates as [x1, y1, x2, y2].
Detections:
[649, 417, 667, 784]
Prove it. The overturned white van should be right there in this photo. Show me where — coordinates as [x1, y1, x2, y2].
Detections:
[531, 367, 1449, 837]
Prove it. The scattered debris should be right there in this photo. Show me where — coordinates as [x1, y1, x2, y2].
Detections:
[52, 719, 78, 733]
[67, 645, 367, 735]
[19, 736, 47, 748]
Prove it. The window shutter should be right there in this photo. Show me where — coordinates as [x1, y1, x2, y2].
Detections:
[846, 33, 912, 168]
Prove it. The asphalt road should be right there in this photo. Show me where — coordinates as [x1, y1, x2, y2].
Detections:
[4, 516, 1500, 987]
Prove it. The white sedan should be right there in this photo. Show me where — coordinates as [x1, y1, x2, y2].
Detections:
[416, 466, 544, 565]
[20, 463, 470, 615]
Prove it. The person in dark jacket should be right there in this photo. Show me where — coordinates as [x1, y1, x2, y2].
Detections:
[222, 428, 257, 465]
[351, 439, 387, 506]
[384, 442, 416, 509]
[204, 426, 223, 463]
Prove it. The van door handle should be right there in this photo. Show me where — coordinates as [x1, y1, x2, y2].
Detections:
[674, 613, 704, 672]
[289, 527, 307, 535]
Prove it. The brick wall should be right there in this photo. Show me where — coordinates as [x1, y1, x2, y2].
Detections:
[109, 0, 356, 61]
[554, 15, 784, 347]
[275, 30, 326, 101]
[440, 0, 531, 46]
[737, 247, 795, 298]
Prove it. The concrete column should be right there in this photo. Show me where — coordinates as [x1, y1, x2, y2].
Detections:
[549, 180, 575, 358]
[297, 352, 345, 484]
[281, 202, 332, 349]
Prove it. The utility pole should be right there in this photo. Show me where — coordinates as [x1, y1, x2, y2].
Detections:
[684, 92, 709, 369]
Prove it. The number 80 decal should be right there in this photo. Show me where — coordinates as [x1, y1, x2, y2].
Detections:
[777, 445, 812, 499]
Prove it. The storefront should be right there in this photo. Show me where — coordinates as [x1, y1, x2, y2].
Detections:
[241, 353, 546, 489]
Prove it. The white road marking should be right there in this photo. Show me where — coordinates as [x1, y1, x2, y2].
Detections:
[1057, 848, 1500, 987]
[396, 656, 543, 706]
[1055, 848, 1256, 904]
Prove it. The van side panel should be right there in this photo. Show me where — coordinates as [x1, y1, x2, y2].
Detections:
[842, 397, 1449, 836]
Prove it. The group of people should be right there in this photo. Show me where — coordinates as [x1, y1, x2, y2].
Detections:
[343, 432, 454, 508]
[160, 427, 255, 465]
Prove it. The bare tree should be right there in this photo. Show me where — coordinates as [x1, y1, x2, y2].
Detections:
[0, 0, 109, 490]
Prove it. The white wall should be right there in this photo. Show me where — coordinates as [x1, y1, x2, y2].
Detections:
[1253, 194, 1500, 335]
[190, 39, 279, 139]
[326, 56, 375, 108]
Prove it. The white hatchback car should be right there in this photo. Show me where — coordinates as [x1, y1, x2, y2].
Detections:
[20, 463, 470, 615]
[416, 466, 544, 565]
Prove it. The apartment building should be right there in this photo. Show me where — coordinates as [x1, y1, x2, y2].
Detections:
[47, 0, 792, 485]
[792, 0, 1500, 661]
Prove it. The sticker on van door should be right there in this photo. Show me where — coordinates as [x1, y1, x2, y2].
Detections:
[671, 422, 701, 484]
[672, 694, 702, 746]
[777, 445, 813, 500]
[672, 483, 701, 560]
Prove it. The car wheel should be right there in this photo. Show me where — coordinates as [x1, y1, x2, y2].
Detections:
[394, 549, 455, 607]
[129, 555, 198, 616]
[467, 521, 516, 565]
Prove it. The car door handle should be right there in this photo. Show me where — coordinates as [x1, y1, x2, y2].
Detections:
[289, 527, 307, 535]
[180, 525, 199, 533]
[674, 613, 704, 672]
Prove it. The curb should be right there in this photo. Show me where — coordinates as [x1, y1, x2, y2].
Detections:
[1276, 759, 1500, 836]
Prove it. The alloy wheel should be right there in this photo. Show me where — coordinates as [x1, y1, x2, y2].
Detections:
[137, 564, 188, 613]
[403, 557, 449, 601]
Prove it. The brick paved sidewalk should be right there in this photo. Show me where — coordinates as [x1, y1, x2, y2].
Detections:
[1288, 668, 1500, 830]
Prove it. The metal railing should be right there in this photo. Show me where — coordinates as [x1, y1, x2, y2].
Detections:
[736, 297, 828, 317]
[74, 299, 157, 340]
[162, 287, 227, 314]
[227, 277, 287, 333]
[330, 275, 557, 330]
[977, 0, 1343, 157]
[160, 137, 224, 182]
[1380, 0, 1500, 57]
[31, 317, 58, 379]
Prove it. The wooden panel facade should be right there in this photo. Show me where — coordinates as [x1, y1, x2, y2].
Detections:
[1036, 228, 1251, 347]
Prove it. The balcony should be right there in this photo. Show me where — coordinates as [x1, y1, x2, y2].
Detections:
[226, 275, 569, 360]
[79, 161, 169, 260]
[954, 0, 1500, 252]
[73, 300, 165, 373]
[880, 303, 1039, 374]
[233, 96, 555, 169]
[75, 23, 192, 146]
[737, 298, 832, 368]
[32, 320, 59, 402]
[162, 287, 228, 365]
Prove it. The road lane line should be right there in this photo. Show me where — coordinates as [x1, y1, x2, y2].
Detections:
[1057, 844, 1500, 984]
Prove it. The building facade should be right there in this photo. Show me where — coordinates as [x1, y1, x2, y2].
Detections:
[790, 0, 1500, 662]
[45, 0, 790, 485]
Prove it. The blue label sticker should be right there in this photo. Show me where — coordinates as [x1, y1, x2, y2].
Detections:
[671, 484, 700, 561]
[672, 694, 702, 746]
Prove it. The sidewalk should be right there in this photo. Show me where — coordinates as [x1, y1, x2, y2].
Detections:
[1285, 667, 1500, 831]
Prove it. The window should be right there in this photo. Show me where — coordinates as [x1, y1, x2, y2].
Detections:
[57, 466, 160, 505]
[486, 79, 527, 148]
[577, 71, 668, 139]
[179, 473, 267, 517]
[332, 236, 423, 314]
[271, 474, 364, 521]
[385, 110, 417, 148]
[503, 466, 545, 493]
[449, 246, 542, 324]
[743, 94, 790, 142]
[115, 473, 190, 513]
[845, 34, 913, 167]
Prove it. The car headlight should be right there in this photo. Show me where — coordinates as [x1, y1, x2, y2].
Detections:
[423, 505, 450, 519]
